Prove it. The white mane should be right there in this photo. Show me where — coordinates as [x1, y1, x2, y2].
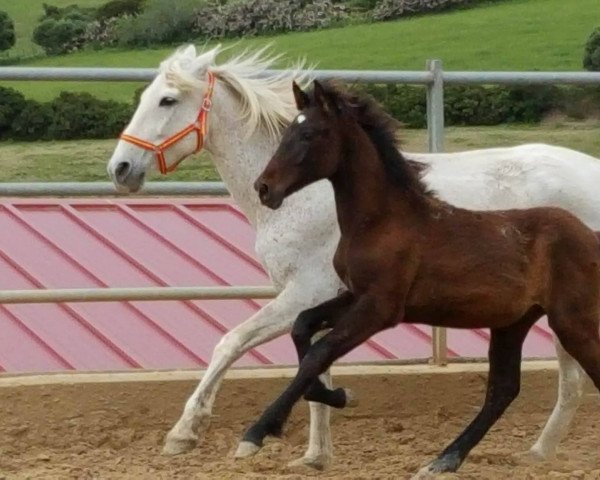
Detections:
[159, 44, 313, 139]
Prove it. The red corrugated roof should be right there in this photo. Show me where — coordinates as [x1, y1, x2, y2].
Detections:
[0, 198, 556, 373]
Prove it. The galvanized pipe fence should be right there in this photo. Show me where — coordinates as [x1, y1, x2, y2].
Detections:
[2, 62, 600, 365]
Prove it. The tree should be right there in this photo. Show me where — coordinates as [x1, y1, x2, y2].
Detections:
[583, 27, 600, 71]
[0, 11, 16, 52]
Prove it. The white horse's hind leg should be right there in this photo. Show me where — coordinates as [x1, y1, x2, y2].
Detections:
[529, 334, 585, 460]
[288, 330, 334, 471]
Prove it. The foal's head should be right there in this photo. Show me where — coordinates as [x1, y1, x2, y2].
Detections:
[255, 80, 422, 210]
[254, 80, 351, 209]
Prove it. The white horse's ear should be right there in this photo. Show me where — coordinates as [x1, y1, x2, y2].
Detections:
[180, 44, 197, 60]
[192, 45, 221, 77]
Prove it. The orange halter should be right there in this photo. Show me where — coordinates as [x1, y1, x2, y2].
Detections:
[120, 72, 216, 175]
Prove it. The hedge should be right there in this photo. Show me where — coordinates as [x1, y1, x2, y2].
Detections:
[0, 83, 596, 142]
[0, 86, 132, 141]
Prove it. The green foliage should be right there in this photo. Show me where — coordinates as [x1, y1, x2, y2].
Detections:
[39, 3, 95, 21]
[95, 0, 145, 21]
[0, 86, 27, 137]
[0, 10, 15, 51]
[192, 0, 349, 39]
[1, 89, 131, 141]
[33, 17, 87, 54]
[584, 27, 600, 71]
[372, 0, 480, 21]
[114, 0, 198, 47]
[47, 91, 131, 139]
[359, 83, 558, 128]
[11, 100, 53, 140]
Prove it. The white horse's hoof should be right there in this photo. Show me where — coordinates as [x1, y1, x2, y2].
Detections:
[410, 466, 437, 480]
[162, 433, 197, 455]
[344, 388, 359, 408]
[516, 447, 552, 463]
[234, 440, 261, 458]
[287, 453, 331, 471]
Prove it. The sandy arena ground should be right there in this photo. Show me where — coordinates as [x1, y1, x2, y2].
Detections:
[0, 364, 599, 479]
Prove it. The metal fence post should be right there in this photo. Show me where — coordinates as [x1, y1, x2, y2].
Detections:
[426, 59, 447, 366]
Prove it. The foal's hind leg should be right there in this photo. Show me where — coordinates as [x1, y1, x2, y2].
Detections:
[413, 308, 541, 478]
[529, 334, 585, 460]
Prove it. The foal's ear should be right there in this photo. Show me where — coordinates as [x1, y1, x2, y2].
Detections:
[292, 81, 310, 110]
[313, 80, 336, 116]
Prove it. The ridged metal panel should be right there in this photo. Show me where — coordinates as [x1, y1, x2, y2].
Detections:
[0, 198, 556, 373]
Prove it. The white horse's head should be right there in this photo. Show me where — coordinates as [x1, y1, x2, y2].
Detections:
[107, 44, 310, 193]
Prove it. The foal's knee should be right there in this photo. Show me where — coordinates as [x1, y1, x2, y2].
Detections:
[291, 310, 318, 345]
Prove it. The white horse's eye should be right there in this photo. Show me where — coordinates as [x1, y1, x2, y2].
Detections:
[159, 97, 178, 107]
[296, 114, 306, 124]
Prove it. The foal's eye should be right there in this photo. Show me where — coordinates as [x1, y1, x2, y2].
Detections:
[159, 97, 178, 107]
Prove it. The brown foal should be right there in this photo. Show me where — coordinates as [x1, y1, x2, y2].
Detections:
[242, 80, 600, 475]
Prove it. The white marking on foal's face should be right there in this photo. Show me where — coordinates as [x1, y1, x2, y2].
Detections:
[296, 114, 306, 124]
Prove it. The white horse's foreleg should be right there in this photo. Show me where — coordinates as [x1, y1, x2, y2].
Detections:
[164, 283, 337, 470]
[163, 290, 297, 455]
[529, 334, 585, 460]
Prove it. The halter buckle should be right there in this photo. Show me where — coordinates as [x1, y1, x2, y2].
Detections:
[202, 98, 213, 112]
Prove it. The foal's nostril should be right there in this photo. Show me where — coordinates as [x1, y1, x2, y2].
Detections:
[258, 183, 269, 200]
[115, 161, 132, 183]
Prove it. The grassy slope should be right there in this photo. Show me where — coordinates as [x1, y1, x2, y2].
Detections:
[1, 122, 598, 182]
[0, 0, 105, 57]
[2, 0, 598, 102]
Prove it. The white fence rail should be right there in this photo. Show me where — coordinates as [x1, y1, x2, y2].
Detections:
[2, 63, 600, 364]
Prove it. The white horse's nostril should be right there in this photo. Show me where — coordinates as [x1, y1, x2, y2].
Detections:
[115, 161, 132, 183]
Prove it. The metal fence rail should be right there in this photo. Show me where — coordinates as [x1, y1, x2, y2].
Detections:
[0, 181, 228, 197]
[2, 63, 600, 365]
[0, 286, 276, 304]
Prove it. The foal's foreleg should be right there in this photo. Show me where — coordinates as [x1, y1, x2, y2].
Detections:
[414, 311, 539, 478]
[529, 334, 585, 460]
[164, 283, 314, 455]
[236, 295, 388, 457]
[292, 290, 356, 409]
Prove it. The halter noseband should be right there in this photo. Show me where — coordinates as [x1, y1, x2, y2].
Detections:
[119, 71, 216, 175]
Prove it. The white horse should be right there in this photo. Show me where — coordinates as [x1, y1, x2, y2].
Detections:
[107, 44, 593, 470]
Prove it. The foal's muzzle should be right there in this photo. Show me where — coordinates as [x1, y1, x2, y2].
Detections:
[254, 178, 283, 210]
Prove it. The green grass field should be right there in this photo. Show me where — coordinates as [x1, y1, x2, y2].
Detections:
[1, 0, 597, 102]
[1, 122, 598, 183]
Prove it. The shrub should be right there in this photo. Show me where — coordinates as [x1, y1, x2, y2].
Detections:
[95, 0, 145, 21]
[81, 16, 121, 48]
[192, 0, 348, 39]
[115, 0, 198, 47]
[39, 3, 95, 21]
[0, 87, 27, 137]
[373, 0, 477, 21]
[32, 17, 89, 55]
[584, 27, 600, 72]
[0, 11, 16, 52]
[358, 83, 559, 128]
[47, 91, 132, 140]
[11, 101, 53, 140]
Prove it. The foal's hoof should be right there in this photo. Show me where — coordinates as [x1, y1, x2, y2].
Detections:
[234, 440, 261, 459]
[287, 453, 331, 471]
[344, 388, 359, 408]
[162, 435, 197, 456]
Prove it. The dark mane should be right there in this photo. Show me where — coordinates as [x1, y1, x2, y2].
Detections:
[310, 81, 432, 197]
